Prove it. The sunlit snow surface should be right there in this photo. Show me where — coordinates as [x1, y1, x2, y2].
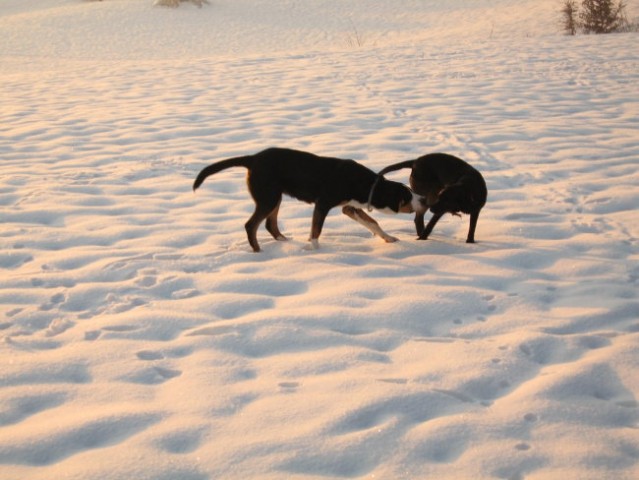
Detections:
[1, 1, 638, 479]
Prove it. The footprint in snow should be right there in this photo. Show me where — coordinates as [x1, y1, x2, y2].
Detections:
[126, 346, 195, 384]
[124, 366, 182, 385]
[134, 275, 157, 288]
[134, 346, 193, 361]
[85, 324, 142, 341]
[154, 427, 206, 454]
[38, 292, 66, 312]
[377, 378, 408, 385]
[84, 330, 101, 341]
[7, 307, 23, 317]
[0, 252, 33, 269]
[136, 350, 164, 361]
[433, 389, 475, 404]
[279, 382, 300, 392]
[102, 324, 140, 332]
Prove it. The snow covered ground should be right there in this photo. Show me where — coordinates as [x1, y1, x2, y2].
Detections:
[1, 1, 638, 479]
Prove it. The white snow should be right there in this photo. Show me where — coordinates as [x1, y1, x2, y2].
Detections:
[1, 1, 638, 479]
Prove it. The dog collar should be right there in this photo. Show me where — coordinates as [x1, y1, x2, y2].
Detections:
[366, 175, 382, 212]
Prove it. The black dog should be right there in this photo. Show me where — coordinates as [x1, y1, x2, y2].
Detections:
[193, 148, 425, 252]
[378, 153, 487, 243]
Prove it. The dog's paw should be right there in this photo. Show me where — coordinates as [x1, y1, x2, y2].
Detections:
[303, 239, 320, 251]
[383, 235, 399, 243]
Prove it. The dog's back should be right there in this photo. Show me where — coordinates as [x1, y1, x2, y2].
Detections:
[244, 148, 376, 205]
[411, 153, 481, 188]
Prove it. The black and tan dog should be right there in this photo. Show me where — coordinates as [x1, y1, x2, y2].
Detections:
[193, 147, 425, 252]
[379, 153, 487, 243]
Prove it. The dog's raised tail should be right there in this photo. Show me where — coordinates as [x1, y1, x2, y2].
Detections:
[193, 155, 255, 191]
[377, 160, 415, 177]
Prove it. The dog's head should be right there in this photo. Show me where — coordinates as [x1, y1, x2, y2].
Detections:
[372, 179, 427, 214]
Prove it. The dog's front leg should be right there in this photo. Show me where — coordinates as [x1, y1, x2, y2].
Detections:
[414, 211, 425, 236]
[307, 204, 331, 250]
[418, 212, 444, 240]
[342, 206, 399, 243]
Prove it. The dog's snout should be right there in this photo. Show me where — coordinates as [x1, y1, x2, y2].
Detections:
[409, 194, 427, 213]
[398, 194, 425, 214]
[399, 203, 412, 213]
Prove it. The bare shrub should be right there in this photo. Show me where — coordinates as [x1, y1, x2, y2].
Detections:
[579, 0, 628, 33]
[345, 19, 365, 48]
[561, 0, 580, 35]
[153, 0, 209, 8]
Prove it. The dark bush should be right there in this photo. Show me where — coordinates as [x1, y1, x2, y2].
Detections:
[562, 0, 580, 35]
[579, 0, 628, 33]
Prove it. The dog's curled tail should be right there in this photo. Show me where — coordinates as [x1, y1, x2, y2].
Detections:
[377, 160, 415, 177]
[193, 155, 255, 191]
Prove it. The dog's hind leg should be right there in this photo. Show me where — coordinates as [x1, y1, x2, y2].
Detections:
[418, 212, 444, 240]
[342, 206, 398, 243]
[265, 198, 287, 241]
[466, 211, 480, 243]
[245, 199, 280, 252]
[245, 210, 267, 252]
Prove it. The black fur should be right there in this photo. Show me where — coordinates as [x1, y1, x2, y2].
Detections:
[379, 153, 487, 243]
[193, 147, 423, 252]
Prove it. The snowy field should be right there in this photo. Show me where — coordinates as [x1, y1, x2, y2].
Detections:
[1, 0, 638, 479]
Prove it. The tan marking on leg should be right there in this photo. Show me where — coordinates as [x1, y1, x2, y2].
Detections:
[342, 206, 398, 243]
